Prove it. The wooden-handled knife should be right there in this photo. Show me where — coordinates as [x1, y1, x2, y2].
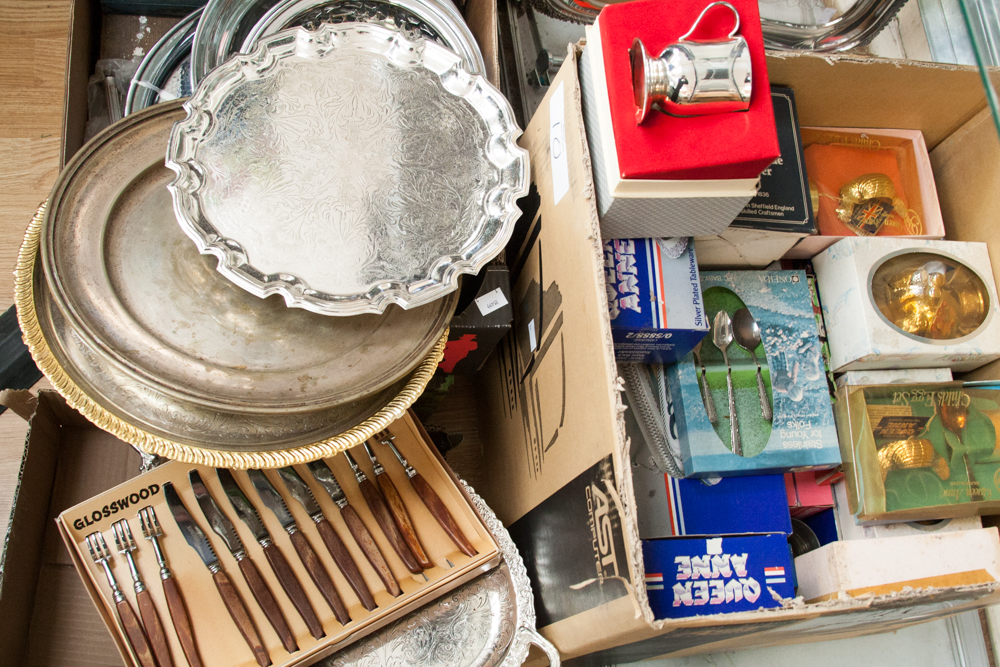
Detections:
[362, 442, 432, 570]
[163, 482, 272, 667]
[306, 459, 403, 597]
[216, 468, 325, 640]
[247, 470, 351, 626]
[377, 431, 478, 558]
[276, 466, 379, 609]
[189, 471, 299, 656]
[344, 450, 422, 574]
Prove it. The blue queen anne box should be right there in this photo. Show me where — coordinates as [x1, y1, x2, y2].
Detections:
[667, 269, 840, 476]
[643, 535, 795, 619]
[603, 238, 709, 364]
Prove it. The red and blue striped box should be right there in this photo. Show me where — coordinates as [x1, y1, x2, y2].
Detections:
[603, 238, 709, 364]
[642, 535, 795, 618]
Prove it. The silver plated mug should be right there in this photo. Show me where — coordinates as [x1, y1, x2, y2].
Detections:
[630, 1, 752, 123]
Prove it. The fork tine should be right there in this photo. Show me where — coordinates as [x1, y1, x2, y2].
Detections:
[138, 507, 150, 537]
[122, 520, 136, 547]
[97, 532, 111, 558]
[85, 533, 100, 562]
[112, 522, 125, 553]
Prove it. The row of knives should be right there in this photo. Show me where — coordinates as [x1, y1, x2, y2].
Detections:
[83, 433, 479, 667]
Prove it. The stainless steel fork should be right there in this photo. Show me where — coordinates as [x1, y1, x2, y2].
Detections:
[84, 531, 157, 667]
[113, 520, 173, 667]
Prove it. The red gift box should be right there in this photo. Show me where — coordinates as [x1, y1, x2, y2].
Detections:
[597, 0, 780, 180]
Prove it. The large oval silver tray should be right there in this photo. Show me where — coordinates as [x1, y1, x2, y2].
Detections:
[322, 483, 560, 667]
[20, 203, 448, 465]
[190, 0, 484, 86]
[124, 8, 200, 115]
[167, 23, 528, 316]
[43, 102, 455, 415]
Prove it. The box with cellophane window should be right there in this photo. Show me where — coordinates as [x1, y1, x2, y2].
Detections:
[836, 382, 1000, 522]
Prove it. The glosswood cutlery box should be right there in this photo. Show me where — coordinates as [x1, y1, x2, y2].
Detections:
[56, 412, 499, 667]
[0, 390, 498, 667]
[472, 43, 1000, 663]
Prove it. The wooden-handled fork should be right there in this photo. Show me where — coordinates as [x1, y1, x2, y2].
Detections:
[112, 519, 173, 667]
[138, 506, 204, 667]
[84, 531, 158, 667]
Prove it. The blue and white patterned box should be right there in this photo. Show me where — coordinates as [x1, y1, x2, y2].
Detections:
[643, 534, 795, 619]
[604, 238, 709, 364]
[667, 270, 840, 476]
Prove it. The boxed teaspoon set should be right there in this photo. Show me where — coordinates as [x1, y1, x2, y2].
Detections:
[55, 412, 500, 667]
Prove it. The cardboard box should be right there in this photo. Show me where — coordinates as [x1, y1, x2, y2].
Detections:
[789, 127, 946, 258]
[832, 480, 982, 540]
[794, 528, 1000, 603]
[814, 238, 1000, 372]
[474, 45, 1000, 663]
[604, 238, 709, 364]
[785, 471, 835, 519]
[579, 22, 759, 239]
[836, 368, 954, 388]
[836, 382, 1000, 522]
[667, 270, 840, 477]
[0, 392, 499, 667]
[439, 265, 513, 374]
[643, 535, 795, 619]
[694, 87, 816, 269]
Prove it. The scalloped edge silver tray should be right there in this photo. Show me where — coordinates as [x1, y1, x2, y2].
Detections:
[167, 22, 528, 316]
[321, 483, 560, 667]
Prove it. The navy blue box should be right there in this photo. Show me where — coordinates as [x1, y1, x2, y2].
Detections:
[643, 534, 795, 619]
[604, 238, 709, 364]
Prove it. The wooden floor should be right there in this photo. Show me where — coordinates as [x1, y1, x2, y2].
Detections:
[0, 0, 72, 538]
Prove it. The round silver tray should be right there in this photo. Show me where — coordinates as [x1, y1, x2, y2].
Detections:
[191, 0, 484, 87]
[167, 23, 528, 316]
[322, 483, 560, 667]
[124, 8, 200, 115]
[32, 102, 455, 460]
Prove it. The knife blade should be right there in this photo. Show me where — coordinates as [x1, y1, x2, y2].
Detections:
[163, 482, 272, 667]
[363, 442, 433, 570]
[190, 471, 298, 655]
[344, 450, 422, 574]
[307, 460, 402, 597]
[247, 470, 351, 625]
[217, 469, 325, 640]
[277, 467, 378, 610]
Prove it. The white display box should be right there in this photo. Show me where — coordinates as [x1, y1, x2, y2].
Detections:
[794, 528, 1000, 603]
[813, 238, 1000, 372]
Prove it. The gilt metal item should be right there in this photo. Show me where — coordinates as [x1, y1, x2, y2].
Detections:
[168, 23, 528, 316]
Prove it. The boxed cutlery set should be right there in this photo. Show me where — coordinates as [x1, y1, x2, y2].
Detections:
[7, 0, 1000, 664]
[58, 416, 501, 667]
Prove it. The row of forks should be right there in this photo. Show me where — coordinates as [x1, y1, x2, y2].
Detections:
[84, 506, 201, 667]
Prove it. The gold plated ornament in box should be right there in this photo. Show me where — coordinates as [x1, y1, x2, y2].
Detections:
[871, 252, 990, 342]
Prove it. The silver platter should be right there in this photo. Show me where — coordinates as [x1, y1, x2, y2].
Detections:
[38, 102, 455, 451]
[167, 23, 528, 316]
[322, 484, 560, 667]
[191, 0, 484, 87]
[528, 0, 906, 51]
[124, 8, 200, 116]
